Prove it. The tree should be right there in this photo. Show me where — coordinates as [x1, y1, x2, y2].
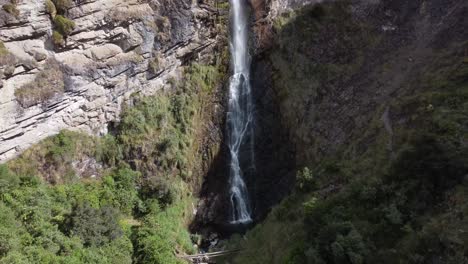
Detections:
[64, 203, 122, 247]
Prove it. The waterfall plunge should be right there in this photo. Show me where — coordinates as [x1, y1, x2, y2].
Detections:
[226, 0, 254, 224]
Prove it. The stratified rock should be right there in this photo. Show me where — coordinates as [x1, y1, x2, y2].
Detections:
[0, 0, 221, 161]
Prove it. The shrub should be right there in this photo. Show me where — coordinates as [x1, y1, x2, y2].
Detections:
[186, 63, 220, 92]
[0, 41, 17, 68]
[45, 0, 56, 17]
[2, 3, 19, 18]
[52, 0, 72, 14]
[132, 198, 195, 264]
[15, 59, 64, 107]
[387, 134, 467, 202]
[48, 130, 76, 162]
[296, 167, 316, 191]
[52, 30, 64, 46]
[0, 41, 7, 56]
[96, 135, 122, 167]
[103, 167, 141, 214]
[54, 15, 75, 36]
[0, 165, 19, 193]
[65, 202, 122, 247]
[317, 222, 368, 264]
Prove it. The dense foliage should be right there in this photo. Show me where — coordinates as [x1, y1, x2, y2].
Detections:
[229, 2, 468, 264]
[0, 62, 224, 263]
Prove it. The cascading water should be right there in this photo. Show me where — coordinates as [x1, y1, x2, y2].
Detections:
[226, 0, 254, 224]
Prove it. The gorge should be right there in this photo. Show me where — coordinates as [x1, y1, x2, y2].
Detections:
[1, 0, 468, 263]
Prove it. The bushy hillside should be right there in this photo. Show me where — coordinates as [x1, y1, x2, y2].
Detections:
[228, 1, 468, 263]
[0, 61, 225, 263]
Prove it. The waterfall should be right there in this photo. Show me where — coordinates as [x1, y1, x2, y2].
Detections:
[226, 0, 254, 224]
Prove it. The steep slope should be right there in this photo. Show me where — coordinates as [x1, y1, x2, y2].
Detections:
[228, 0, 468, 263]
[0, 0, 219, 161]
[0, 0, 232, 263]
[0, 58, 229, 262]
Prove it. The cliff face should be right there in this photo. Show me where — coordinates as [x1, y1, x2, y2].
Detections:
[0, 0, 219, 161]
[190, 0, 316, 234]
[230, 0, 468, 262]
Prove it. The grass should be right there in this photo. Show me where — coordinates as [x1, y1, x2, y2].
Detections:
[226, 3, 468, 264]
[228, 195, 307, 264]
[2, 59, 228, 263]
[54, 15, 75, 36]
[52, 30, 64, 46]
[0, 41, 7, 56]
[52, 0, 72, 14]
[14, 59, 64, 108]
[8, 130, 99, 184]
[0, 41, 16, 68]
[45, 0, 56, 17]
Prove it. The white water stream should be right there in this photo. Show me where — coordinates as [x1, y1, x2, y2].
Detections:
[226, 0, 254, 224]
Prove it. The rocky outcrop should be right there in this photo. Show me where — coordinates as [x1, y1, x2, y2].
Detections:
[249, 0, 325, 51]
[0, 0, 221, 161]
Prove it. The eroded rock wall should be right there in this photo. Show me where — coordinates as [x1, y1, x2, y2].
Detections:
[0, 0, 220, 161]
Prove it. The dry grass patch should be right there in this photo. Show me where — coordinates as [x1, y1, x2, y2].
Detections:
[2, 2, 19, 18]
[14, 59, 64, 108]
[0, 40, 16, 67]
[45, 0, 57, 18]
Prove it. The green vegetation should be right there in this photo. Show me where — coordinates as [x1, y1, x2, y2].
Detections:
[14, 59, 64, 108]
[45, 0, 57, 18]
[47, 0, 74, 47]
[217, 1, 229, 10]
[1, 61, 225, 263]
[51, 0, 72, 14]
[52, 30, 65, 46]
[65, 202, 123, 247]
[54, 15, 75, 36]
[231, 52, 468, 263]
[228, 2, 468, 264]
[296, 167, 316, 191]
[185, 64, 221, 93]
[9, 130, 102, 184]
[0, 164, 135, 263]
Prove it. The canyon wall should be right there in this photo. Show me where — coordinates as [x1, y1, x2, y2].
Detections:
[0, 0, 220, 161]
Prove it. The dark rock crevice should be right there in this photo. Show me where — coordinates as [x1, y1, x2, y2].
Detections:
[191, 18, 296, 242]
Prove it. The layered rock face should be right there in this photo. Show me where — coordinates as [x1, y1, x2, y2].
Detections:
[0, 0, 219, 161]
